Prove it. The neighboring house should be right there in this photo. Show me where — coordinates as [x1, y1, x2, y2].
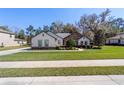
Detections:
[14, 38, 27, 46]
[106, 33, 124, 45]
[0, 28, 26, 47]
[31, 31, 91, 49]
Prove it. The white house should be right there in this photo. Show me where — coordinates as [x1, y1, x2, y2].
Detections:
[78, 36, 90, 46]
[47, 32, 63, 46]
[106, 33, 124, 45]
[0, 28, 26, 47]
[31, 31, 91, 48]
[31, 32, 63, 48]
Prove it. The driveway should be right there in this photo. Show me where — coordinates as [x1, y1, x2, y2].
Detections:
[0, 59, 124, 68]
[0, 75, 124, 85]
[0, 47, 30, 56]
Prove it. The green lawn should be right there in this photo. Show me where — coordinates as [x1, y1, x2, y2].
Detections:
[0, 45, 29, 51]
[0, 66, 124, 77]
[0, 46, 124, 61]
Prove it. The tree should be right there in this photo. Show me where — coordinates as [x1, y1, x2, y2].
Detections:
[26, 25, 35, 37]
[43, 25, 50, 32]
[66, 39, 76, 48]
[50, 21, 64, 33]
[78, 9, 111, 48]
[93, 29, 105, 48]
[35, 27, 42, 35]
[26, 25, 35, 44]
[112, 18, 124, 32]
[18, 29, 25, 39]
[63, 23, 79, 33]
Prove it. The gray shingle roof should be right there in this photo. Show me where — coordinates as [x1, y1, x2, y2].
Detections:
[56, 33, 70, 38]
[47, 32, 63, 39]
[0, 28, 15, 35]
[108, 33, 124, 40]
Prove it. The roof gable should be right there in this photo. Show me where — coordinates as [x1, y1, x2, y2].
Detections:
[108, 34, 124, 40]
[32, 31, 56, 39]
[78, 36, 90, 40]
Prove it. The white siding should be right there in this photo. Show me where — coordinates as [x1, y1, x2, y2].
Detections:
[0, 32, 19, 47]
[106, 40, 109, 44]
[47, 32, 63, 46]
[106, 39, 118, 44]
[120, 39, 124, 44]
[78, 37, 90, 46]
[31, 32, 62, 47]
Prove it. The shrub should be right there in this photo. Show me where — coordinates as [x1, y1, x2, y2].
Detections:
[56, 46, 61, 50]
[66, 39, 76, 48]
[92, 46, 102, 49]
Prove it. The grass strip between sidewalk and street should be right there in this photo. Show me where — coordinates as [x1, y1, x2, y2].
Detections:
[0, 66, 124, 77]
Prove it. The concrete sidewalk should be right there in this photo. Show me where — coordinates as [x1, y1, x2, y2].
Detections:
[0, 47, 30, 56]
[0, 59, 124, 68]
[0, 75, 124, 85]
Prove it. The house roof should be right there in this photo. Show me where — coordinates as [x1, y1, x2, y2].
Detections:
[14, 38, 26, 41]
[32, 31, 57, 40]
[108, 34, 124, 40]
[0, 28, 15, 35]
[32, 31, 92, 42]
[78, 35, 92, 41]
[56, 33, 70, 38]
[47, 32, 63, 39]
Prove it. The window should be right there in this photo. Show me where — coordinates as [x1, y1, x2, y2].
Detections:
[81, 41, 83, 46]
[85, 41, 87, 45]
[58, 40, 61, 44]
[38, 40, 42, 47]
[44, 39, 49, 47]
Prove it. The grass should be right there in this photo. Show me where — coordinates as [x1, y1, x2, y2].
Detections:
[0, 45, 29, 51]
[0, 66, 124, 77]
[0, 46, 124, 61]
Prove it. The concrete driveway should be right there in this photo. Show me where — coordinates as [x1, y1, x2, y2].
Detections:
[0, 47, 30, 56]
[0, 75, 124, 85]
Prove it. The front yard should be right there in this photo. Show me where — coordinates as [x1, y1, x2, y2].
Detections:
[0, 46, 124, 61]
[0, 66, 124, 77]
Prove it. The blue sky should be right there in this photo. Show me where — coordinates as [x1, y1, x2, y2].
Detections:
[0, 8, 124, 31]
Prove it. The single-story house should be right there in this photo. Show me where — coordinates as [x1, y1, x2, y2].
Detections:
[106, 33, 124, 45]
[31, 31, 91, 49]
[0, 28, 27, 47]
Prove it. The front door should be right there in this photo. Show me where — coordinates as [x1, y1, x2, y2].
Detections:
[38, 40, 42, 48]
